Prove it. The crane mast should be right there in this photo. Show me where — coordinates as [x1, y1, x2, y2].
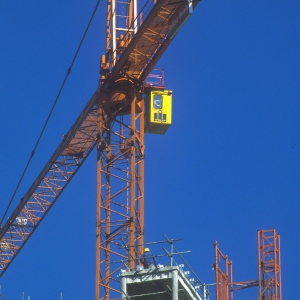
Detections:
[103, 0, 138, 69]
[96, 88, 144, 299]
[96, 1, 143, 299]
[98, 0, 198, 296]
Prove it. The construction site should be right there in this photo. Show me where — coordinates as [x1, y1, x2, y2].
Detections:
[0, 0, 298, 299]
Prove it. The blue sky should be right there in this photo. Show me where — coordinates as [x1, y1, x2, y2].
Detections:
[0, 0, 299, 299]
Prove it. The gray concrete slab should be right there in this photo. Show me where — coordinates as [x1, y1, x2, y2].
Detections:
[120, 266, 202, 300]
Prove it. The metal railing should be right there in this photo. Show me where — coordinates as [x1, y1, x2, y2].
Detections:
[114, 235, 210, 299]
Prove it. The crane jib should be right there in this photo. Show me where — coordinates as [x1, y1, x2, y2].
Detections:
[111, 0, 200, 83]
[0, 90, 100, 277]
[168, 0, 194, 39]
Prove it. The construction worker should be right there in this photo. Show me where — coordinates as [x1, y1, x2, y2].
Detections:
[140, 248, 158, 269]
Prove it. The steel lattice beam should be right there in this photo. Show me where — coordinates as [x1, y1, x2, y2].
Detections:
[0, 90, 100, 276]
[95, 87, 144, 300]
[1, 1, 200, 298]
[102, 0, 200, 85]
[258, 229, 282, 300]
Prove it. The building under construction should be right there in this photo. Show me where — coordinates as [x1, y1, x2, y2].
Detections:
[119, 228, 282, 300]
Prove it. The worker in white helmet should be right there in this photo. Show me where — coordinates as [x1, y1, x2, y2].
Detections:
[139, 248, 158, 269]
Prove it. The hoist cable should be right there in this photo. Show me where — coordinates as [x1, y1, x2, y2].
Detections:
[0, 0, 101, 228]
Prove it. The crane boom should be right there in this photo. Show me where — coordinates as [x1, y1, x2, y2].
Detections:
[0, 90, 100, 276]
[103, 0, 200, 84]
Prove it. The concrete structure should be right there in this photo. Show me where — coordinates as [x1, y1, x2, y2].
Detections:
[120, 266, 203, 300]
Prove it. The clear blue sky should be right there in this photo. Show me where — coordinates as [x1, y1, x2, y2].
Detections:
[0, 0, 299, 299]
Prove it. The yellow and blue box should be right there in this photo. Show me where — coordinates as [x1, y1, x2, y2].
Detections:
[145, 90, 172, 134]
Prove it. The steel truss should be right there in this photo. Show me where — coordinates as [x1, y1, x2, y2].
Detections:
[213, 241, 230, 300]
[95, 87, 144, 300]
[0, 90, 100, 276]
[213, 229, 282, 300]
[1, 1, 200, 299]
[258, 229, 282, 300]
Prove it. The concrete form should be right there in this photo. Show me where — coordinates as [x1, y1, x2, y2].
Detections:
[121, 266, 203, 300]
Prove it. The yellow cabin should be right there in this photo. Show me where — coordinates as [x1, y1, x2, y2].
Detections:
[145, 90, 172, 134]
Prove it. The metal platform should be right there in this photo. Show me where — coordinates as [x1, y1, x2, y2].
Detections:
[120, 266, 203, 300]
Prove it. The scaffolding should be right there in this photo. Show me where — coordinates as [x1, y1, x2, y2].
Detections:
[118, 237, 208, 300]
[213, 229, 282, 300]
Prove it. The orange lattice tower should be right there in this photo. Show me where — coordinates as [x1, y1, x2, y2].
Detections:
[258, 229, 282, 300]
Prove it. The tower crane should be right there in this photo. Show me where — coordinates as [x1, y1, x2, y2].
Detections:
[0, 0, 200, 299]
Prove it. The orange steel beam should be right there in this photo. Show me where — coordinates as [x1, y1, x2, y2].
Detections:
[0, 89, 100, 276]
[214, 241, 259, 300]
[108, 0, 200, 83]
[213, 241, 231, 300]
[98, 1, 200, 297]
[214, 230, 282, 300]
[1, 1, 200, 297]
[96, 86, 144, 300]
[258, 229, 282, 300]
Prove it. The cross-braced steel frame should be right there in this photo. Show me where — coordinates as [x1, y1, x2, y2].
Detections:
[258, 229, 282, 300]
[1, 0, 200, 297]
[95, 87, 144, 300]
[0, 91, 99, 276]
[214, 229, 282, 300]
[213, 241, 231, 300]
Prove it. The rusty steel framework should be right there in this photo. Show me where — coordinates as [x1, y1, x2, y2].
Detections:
[258, 229, 282, 300]
[0, 0, 200, 299]
[0, 91, 100, 274]
[213, 229, 282, 300]
[95, 87, 145, 300]
[101, 0, 199, 84]
[213, 241, 231, 300]
[98, 0, 199, 298]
